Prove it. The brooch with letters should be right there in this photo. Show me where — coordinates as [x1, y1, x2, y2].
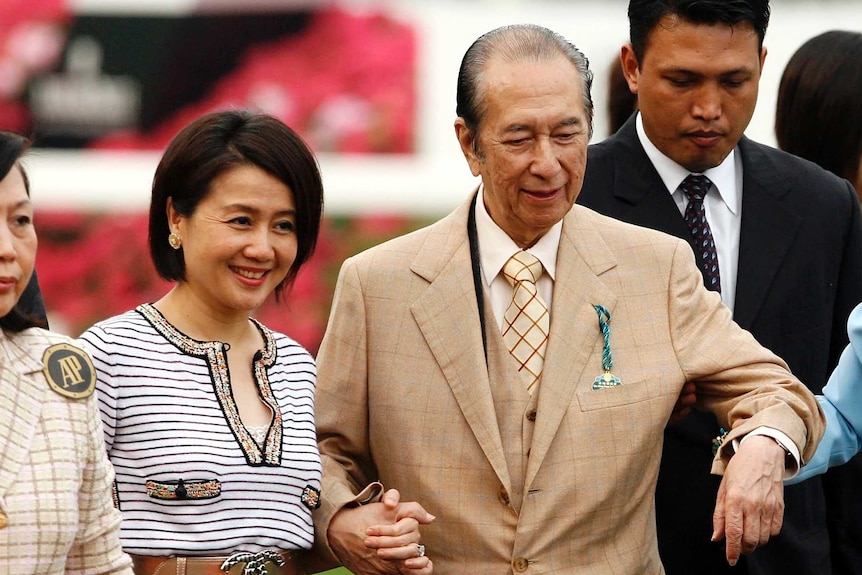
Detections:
[592, 305, 622, 390]
[42, 343, 96, 399]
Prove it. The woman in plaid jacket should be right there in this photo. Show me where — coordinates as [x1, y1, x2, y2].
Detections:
[0, 130, 131, 575]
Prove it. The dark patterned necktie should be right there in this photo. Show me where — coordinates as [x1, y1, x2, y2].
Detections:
[681, 174, 721, 293]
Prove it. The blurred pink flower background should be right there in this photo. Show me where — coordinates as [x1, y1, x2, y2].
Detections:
[4, 2, 425, 354]
[36, 210, 430, 353]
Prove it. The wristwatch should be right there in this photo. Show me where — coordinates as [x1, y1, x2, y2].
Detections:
[770, 436, 795, 468]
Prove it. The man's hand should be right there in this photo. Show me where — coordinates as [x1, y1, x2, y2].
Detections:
[327, 488, 435, 574]
[668, 382, 696, 426]
[712, 435, 786, 566]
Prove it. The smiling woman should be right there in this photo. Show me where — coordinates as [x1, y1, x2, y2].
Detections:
[74, 111, 339, 575]
[164, 164, 300, 324]
[77, 110, 429, 575]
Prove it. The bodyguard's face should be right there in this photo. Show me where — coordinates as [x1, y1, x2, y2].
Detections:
[621, 16, 766, 173]
[455, 55, 590, 248]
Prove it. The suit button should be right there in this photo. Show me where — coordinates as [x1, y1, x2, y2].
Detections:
[499, 488, 510, 505]
[526, 410, 537, 421]
[0, 512, 7, 529]
[513, 557, 530, 572]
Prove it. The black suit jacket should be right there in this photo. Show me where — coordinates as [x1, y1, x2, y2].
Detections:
[578, 114, 862, 575]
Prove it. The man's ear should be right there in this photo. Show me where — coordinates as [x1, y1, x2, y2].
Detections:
[620, 43, 641, 95]
[455, 118, 482, 177]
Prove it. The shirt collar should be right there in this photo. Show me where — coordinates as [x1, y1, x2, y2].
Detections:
[474, 186, 561, 286]
[635, 112, 740, 215]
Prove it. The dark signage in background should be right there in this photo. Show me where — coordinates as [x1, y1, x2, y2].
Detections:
[29, 34, 142, 143]
[29, 10, 313, 148]
[7, 1, 420, 349]
[2, 2, 417, 154]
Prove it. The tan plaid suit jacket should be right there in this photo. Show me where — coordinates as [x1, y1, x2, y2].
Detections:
[0, 328, 132, 574]
[315, 196, 824, 575]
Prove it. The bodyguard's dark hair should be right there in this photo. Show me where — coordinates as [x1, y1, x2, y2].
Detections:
[149, 110, 324, 297]
[456, 23, 594, 144]
[628, 0, 770, 63]
[0, 131, 45, 333]
[776, 30, 862, 193]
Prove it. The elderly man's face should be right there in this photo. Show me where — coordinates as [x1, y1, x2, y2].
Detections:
[456, 55, 590, 248]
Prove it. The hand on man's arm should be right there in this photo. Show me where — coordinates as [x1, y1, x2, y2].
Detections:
[712, 435, 787, 566]
[327, 488, 435, 575]
[668, 381, 696, 426]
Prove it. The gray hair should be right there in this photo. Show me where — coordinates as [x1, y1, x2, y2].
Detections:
[456, 23, 594, 150]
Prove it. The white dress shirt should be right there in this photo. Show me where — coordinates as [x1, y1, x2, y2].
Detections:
[636, 113, 742, 313]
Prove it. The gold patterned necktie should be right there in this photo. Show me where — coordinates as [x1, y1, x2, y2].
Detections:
[502, 251, 550, 395]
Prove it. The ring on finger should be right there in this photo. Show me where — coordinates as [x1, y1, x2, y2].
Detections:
[417, 543, 426, 557]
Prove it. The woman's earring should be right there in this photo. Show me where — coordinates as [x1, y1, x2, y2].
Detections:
[168, 232, 182, 250]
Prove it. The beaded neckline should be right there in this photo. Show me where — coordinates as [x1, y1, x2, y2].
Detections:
[136, 303, 283, 466]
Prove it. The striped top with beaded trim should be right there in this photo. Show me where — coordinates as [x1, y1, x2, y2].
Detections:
[78, 304, 321, 556]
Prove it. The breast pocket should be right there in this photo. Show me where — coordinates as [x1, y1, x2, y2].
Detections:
[573, 378, 674, 457]
[576, 377, 659, 411]
[145, 478, 222, 501]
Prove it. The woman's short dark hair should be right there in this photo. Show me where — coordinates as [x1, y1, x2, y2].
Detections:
[149, 110, 324, 298]
[0, 131, 45, 333]
[776, 30, 862, 191]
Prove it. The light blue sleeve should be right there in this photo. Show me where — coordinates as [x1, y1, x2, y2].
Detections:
[787, 304, 862, 484]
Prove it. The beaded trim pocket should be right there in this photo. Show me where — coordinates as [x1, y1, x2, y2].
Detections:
[146, 478, 221, 500]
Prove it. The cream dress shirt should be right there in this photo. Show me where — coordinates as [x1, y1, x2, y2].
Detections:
[473, 186, 561, 330]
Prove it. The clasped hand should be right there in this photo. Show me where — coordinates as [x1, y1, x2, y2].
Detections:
[328, 488, 435, 574]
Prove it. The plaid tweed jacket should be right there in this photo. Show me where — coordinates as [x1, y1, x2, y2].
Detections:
[0, 327, 132, 574]
[314, 196, 824, 575]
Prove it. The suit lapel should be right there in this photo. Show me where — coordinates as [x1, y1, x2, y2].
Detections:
[410, 197, 512, 493]
[607, 124, 803, 320]
[733, 138, 801, 329]
[525, 207, 618, 488]
[0, 334, 46, 502]
[603, 119, 709, 273]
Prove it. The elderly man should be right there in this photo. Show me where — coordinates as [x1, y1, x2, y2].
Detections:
[314, 24, 824, 575]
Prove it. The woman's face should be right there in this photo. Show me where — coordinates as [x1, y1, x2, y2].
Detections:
[169, 164, 298, 320]
[0, 165, 35, 318]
